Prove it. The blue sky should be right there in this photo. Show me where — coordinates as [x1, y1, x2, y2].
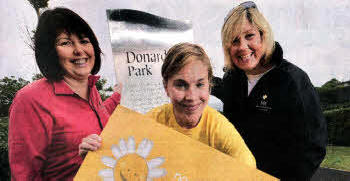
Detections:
[1, 0, 349, 86]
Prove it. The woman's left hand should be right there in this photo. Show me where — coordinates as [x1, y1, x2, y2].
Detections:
[78, 134, 102, 156]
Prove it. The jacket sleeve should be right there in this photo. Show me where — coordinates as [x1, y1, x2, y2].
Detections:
[8, 92, 53, 181]
[283, 78, 327, 180]
[102, 92, 121, 115]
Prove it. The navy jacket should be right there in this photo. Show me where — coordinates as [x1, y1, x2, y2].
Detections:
[212, 42, 327, 180]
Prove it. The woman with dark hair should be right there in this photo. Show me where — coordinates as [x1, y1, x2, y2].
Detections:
[8, 7, 121, 180]
[212, 1, 327, 180]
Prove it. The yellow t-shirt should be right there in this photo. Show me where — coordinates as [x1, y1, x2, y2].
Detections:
[146, 104, 256, 168]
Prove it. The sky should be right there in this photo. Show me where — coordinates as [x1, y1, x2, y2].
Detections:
[1, 0, 349, 87]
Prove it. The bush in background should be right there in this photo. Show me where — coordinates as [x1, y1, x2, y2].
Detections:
[0, 76, 29, 117]
[0, 117, 9, 179]
[325, 107, 350, 146]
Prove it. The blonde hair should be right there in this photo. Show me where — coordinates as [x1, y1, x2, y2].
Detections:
[162, 42, 213, 84]
[221, 3, 275, 70]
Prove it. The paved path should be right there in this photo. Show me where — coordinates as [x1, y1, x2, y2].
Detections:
[311, 167, 350, 181]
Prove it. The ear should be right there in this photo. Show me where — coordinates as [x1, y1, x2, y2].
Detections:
[163, 80, 170, 97]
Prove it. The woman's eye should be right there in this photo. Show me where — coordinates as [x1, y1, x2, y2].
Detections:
[80, 39, 91, 44]
[58, 41, 72, 46]
[246, 33, 255, 39]
[232, 38, 239, 45]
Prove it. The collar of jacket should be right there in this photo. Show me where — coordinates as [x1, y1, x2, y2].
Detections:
[53, 75, 100, 95]
[270, 41, 284, 67]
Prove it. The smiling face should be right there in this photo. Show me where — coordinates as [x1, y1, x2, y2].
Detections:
[55, 32, 95, 81]
[165, 58, 210, 129]
[229, 20, 265, 75]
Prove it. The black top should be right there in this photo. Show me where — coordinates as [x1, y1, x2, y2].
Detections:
[212, 42, 327, 180]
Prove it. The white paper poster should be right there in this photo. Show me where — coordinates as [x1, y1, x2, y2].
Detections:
[107, 9, 193, 113]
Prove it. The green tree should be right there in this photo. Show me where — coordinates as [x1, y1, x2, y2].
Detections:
[95, 78, 107, 91]
[32, 73, 44, 81]
[24, 0, 50, 49]
[27, 0, 50, 18]
[0, 76, 30, 117]
[96, 78, 113, 101]
[321, 78, 341, 89]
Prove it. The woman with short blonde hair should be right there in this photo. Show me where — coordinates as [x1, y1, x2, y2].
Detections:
[212, 1, 327, 180]
[221, 2, 274, 70]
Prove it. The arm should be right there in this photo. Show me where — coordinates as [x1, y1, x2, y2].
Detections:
[8, 92, 53, 180]
[214, 115, 256, 168]
[102, 91, 121, 115]
[283, 79, 327, 180]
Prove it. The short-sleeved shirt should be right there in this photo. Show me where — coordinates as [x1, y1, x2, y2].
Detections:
[146, 103, 256, 168]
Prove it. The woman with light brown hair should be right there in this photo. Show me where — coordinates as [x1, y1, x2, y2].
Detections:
[80, 42, 257, 168]
[212, 1, 327, 180]
[146, 42, 256, 168]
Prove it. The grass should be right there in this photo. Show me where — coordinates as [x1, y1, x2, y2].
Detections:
[321, 146, 350, 171]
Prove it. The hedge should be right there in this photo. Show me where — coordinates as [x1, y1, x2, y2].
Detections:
[0, 117, 9, 180]
[325, 107, 350, 146]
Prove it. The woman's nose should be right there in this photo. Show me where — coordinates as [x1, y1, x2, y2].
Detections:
[73, 44, 84, 55]
[238, 40, 249, 50]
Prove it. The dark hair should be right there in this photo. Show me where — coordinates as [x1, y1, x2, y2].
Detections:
[161, 42, 213, 84]
[34, 7, 101, 81]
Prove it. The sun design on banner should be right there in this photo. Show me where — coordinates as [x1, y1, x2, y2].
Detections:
[98, 136, 167, 181]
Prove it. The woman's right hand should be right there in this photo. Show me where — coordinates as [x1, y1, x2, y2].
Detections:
[78, 134, 102, 156]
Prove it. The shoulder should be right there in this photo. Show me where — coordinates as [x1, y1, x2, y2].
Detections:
[222, 69, 243, 83]
[205, 106, 225, 119]
[14, 78, 52, 102]
[205, 106, 233, 128]
[146, 104, 172, 121]
[10, 78, 53, 115]
[276, 60, 314, 91]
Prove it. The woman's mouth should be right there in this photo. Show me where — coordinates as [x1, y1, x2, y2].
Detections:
[70, 58, 88, 65]
[238, 52, 254, 63]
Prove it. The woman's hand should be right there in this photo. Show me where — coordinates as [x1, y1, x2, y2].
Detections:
[79, 134, 102, 156]
[113, 83, 123, 94]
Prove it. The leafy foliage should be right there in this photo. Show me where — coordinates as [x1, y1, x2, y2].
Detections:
[317, 78, 350, 111]
[32, 73, 44, 81]
[324, 107, 350, 146]
[27, 0, 50, 17]
[96, 78, 113, 101]
[0, 76, 30, 117]
[322, 78, 341, 89]
[95, 78, 107, 91]
[317, 78, 350, 147]
[0, 117, 9, 179]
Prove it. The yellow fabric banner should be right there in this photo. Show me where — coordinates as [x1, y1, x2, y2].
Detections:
[75, 106, 278, 181]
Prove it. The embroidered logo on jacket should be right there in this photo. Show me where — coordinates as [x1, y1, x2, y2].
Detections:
[256, 94, 272, 112]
